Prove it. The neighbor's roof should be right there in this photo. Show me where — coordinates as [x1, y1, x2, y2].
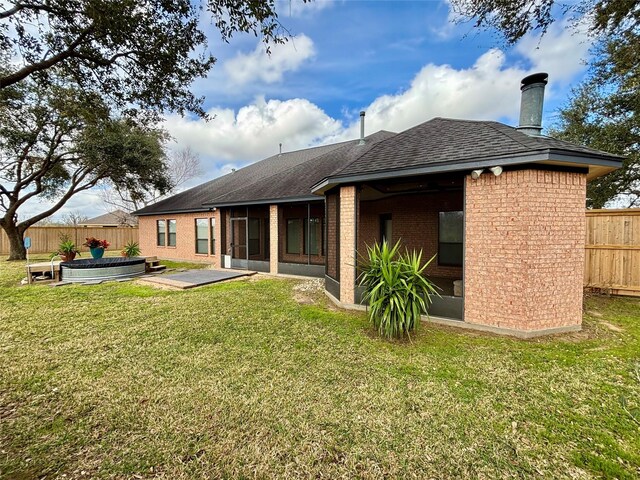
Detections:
[312, 118, 623, 193]
[80, 210, 137, 226]
[133, 138, 371, 215]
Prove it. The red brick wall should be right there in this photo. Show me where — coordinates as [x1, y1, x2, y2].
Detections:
[269, 205, 278, 273]
[340, 186, 357, 303]
[358, 191, 463, 279]
[138, 211, 220, 266]
[464, 169, 586, 331]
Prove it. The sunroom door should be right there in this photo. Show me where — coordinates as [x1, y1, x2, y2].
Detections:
[230, 217, 248, 269]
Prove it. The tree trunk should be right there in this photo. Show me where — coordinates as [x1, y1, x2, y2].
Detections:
[1, 222, 27, 260]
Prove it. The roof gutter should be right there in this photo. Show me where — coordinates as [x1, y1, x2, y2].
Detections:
[311, 149, 622, 194]
[202, 195, 321, 208]
[133, 206, 214, 217]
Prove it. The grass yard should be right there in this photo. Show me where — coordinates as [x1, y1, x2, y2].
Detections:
[1, 257, 639, 479]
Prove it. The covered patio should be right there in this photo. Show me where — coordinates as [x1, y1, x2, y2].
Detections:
[325, 173, 465, 321]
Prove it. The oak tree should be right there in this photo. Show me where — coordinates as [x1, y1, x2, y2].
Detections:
[0, 79, 171, 259]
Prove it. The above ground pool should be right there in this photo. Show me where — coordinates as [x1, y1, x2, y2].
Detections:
[60, 257, 146, 282]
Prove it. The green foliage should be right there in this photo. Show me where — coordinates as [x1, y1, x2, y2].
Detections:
[450, 0, 639, 45]
[121, 241, 141, 258]
[550, 25, 640, 208]
[620, 363, 640, 427]
[0, 1, 304, 117]
[359, 241, 439, 339]
[52, 234, 80, 258]
[551, 74, 640, 207]
[0, 78, 170, 259]
[452, 0, 640, 207]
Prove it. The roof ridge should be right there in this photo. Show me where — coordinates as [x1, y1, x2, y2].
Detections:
[264, 136, 356, 158]
[203, 139, 359, 205]
[483, 121, 536, 150]
[324, 130, 397, 178]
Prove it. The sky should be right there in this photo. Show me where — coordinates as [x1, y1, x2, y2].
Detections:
[29, 0, 596, 220]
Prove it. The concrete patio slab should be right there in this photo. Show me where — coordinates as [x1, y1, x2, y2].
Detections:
[139, 269, 253, 289]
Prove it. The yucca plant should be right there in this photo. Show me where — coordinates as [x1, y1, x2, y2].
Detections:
[358, 240, 439, 339]
[121, 241, 141, 257]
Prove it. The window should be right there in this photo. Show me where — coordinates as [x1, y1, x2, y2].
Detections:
[168, 219, 177, 247]
[439, 211, 463, 266]
[157, 220, 166, 246]
[304, 217, 323, 255]
[210, 218, 216, 255]
[248, 218, 261, 256]
[195, 218, 208, 254]
[380, 214, 392, 245]
[286, 218, 302, 254]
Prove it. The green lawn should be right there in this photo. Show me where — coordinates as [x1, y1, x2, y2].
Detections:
[1, 257, 639, 479]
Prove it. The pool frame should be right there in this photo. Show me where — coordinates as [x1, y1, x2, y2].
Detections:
[60, 257, 146, 282]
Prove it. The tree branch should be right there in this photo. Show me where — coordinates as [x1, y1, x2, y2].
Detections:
[16, 170, 100, 229]
[0, 26, 94, 88]
[0, 2, 23, 19]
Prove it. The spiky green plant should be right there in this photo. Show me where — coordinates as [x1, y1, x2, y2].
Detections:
[359, 240, 439, 339]
[121, 241, 141, 257]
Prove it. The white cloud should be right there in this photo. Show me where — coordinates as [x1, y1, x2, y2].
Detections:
[431, 0, 465, 40]
[166, 21, 593, 174]
[34, 20, 591, 213]
[224, 34, 315, 85]
[7, 11, 596, 221]
[17, 188, 108, 222]
[515, 19, 591, 84]
[332, 21, 592, 141]
[164, 96, 343, 167]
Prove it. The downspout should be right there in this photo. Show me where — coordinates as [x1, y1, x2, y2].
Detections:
[307, 202, 311, 266]
[246, 206, 249, 264]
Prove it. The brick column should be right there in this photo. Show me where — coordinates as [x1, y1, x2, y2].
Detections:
[339, 186, 357, 304]
[269, 204, 278, 274]
[464, 169, 586, 333]
[213, 208, 222, 268]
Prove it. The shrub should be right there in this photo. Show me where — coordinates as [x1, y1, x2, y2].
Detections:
[359, 241, 439, 339]
[51, 233, 80, 259]
[121, 241, 141, 257]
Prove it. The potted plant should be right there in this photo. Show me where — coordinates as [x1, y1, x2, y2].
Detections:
[53, 234, 81, 262]
[83, 237, 110, 259]
[121, 241, 141, 257]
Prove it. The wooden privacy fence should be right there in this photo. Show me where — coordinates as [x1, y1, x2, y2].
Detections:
[0, 226, 138, 255]
[585, 209, 640, 296]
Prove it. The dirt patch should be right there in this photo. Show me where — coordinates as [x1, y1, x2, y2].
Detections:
[292, 279, 324, 305]
[293, 293, 315, 305]
[600, 321, 624, 332]
[293, 278, 324, 294]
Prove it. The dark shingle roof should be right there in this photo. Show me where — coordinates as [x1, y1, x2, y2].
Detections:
[332, 118, 623, 178]
[208, 130, 395, 206]
[135, 117, 623, 216]
[134, 138, 377, 215]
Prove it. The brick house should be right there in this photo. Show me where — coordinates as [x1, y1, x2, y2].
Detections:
[135, 74, 622, 337]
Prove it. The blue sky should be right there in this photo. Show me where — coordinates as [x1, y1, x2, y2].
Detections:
[46, 0, 596, 219]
